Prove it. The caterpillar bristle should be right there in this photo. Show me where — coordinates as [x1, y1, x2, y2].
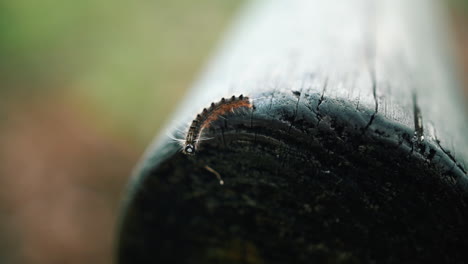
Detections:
[182, 94, 254, 156]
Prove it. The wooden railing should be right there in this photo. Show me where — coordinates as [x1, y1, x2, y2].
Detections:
[117, 0, 468, 263]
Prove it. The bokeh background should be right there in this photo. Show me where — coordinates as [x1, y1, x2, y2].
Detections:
[0, 0, 466, 263]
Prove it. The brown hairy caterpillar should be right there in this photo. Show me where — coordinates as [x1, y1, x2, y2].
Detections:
[183, 94, 253, 155]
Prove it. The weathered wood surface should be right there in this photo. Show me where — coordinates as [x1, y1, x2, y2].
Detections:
[118, 0, 468, 263]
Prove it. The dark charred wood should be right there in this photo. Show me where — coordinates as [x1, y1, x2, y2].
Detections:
[118, 91, 468, 263]
[117, 0, 468, 263]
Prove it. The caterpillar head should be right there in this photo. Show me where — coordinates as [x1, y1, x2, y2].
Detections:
[184, 144, 195, 155]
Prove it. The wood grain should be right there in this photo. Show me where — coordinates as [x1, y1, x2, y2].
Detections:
[118, 0, 468, 263]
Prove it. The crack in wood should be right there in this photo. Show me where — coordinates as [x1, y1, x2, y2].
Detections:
[315, 78, 328, 126]
[435, 138, 467, 175]
[412, 93, 425, 144]
[362, 0, 378, 135]
[288, 89, 303, 133]
[362, 64, 378, 134]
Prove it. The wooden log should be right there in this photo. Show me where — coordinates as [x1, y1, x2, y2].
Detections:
[117, 0, 468, 263]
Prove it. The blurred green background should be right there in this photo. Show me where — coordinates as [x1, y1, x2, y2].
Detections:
[0, 1, 243, 263]
[0, 0, 466, 263]
[1, 0, 243, 144]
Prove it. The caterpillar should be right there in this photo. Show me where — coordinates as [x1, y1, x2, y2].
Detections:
[183, 94, 253, 155]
